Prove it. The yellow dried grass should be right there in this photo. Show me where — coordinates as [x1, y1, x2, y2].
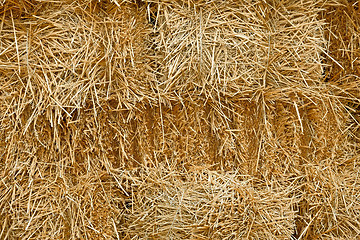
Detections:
[149, 0, 325, 100]
[0, 0, 360, 239]
[118, 167, 299, 239]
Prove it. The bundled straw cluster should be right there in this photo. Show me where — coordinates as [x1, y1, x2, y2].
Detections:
[119, 168, 299, 239]
[1, 0, 360, 239]
[150, 0, 324, 99]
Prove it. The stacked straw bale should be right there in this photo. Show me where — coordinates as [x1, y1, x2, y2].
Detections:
[143, 0, 328, 176]
[0, 0, 154, 239]
[1, 0, 360, 239]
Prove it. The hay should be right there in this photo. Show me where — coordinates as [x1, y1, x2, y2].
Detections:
[118, 167, 299, 239]
[1, 0, 360, 239]
[0, 0, 153, 239]
[297, 155, 360, 239]
[149, 0, 325, 100]
[290, 1, 360, 238]
[0, 0, 154, 122]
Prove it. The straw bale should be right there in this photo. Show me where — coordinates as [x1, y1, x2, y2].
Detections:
[118, 167, 299, 239]
[147, 0, 325, 100]
[103, 95, 318, 176]
[0, 0, 154, 127]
